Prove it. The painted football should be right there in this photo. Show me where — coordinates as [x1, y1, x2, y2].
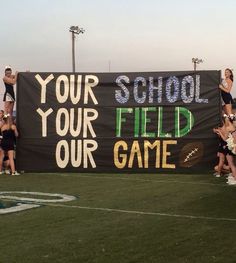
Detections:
[179, 142, 204, 168]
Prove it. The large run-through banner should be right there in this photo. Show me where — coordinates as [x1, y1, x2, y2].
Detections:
[16, 71, 221, 173]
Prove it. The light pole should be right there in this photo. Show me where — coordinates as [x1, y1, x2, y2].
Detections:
[192, 58, 203, 71]
[69, 26, 85, 73]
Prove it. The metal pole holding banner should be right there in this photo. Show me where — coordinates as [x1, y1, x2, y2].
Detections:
[192, 58, 203, 71]
[69, 26, 85, 73]
[72, 31, 75, 72]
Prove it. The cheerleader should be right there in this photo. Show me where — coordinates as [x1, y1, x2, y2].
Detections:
[0, 114, 19, 175]
[213, 116, 236, 185]
[2, 66, 18, 116]
[219, 68, 234, 118]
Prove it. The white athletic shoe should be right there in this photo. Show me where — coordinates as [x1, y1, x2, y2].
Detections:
[227, 176, 236, 185]
[227, 180, 236, 185]
[4, 169, 10, 175]
[215, 174, 221, 178]
[228, 175, 234, 181]
[11, 171, 20, 176]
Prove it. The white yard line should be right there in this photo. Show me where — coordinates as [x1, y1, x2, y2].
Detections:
[1, 196, 236, 222]
[39, 202, 236, 222]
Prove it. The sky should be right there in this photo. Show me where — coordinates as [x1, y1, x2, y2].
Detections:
[0, 0, 236, 106]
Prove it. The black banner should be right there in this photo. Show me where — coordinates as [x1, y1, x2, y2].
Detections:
[16, 71, 221, 173]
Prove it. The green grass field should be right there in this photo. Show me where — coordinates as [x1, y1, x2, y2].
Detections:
[1, 172, 236, 263]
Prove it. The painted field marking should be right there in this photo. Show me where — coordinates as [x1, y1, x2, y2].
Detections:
[0, 191, 77, 203]
[0, 203, 40, 215]
[2, 193, 236, 222]
[0, 191, 77, 215]
[36, 202, 236, 222]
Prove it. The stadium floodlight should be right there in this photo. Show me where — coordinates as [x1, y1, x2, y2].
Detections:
[69, 26, 85, 34]
[192, 58, 203, 71]
[69, 25, 85, 72]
